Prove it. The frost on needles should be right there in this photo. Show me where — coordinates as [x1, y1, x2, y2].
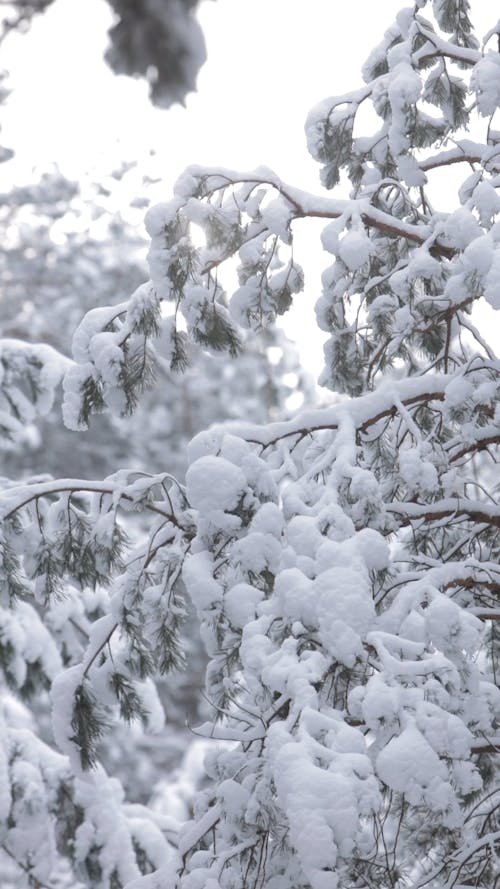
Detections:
[0, 1, 499, 887]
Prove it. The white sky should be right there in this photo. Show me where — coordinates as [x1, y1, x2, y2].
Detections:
[0, 0, 496, 376]
[1, 0, 407, 181]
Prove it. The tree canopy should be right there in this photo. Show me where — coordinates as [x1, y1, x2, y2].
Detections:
[0, 1, 499, 888]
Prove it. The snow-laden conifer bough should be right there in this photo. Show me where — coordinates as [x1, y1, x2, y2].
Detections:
[0, 1, 499, 887]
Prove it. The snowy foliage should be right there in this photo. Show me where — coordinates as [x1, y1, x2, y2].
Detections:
[0, 2, 499, 888]
[0, 165, 311, 479]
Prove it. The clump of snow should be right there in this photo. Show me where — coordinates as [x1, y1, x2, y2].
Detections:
[397, 153, 427, 187]
[274, 568, 316, 627]
[61, 363, 96, 430]
[415, 701, 473, 759]
[472, 181, 500, 227]
[444, 375, 474, 407]
[187, 427, 225, 463]
[260, 198, 292, 242]
[354, 528, 389, 571]
[224, 583, 264, 629]
[376, 723, 459, 823]
[287, 515, 322, 558]
[463, 233, 494, 278]
[182, 551, 223, 611]
[231, 531, 281, 576]
[424, 594, 483, 655]
[443, 208, 482, 249]
[51, 665, 86, 775]
[338, 230, 372, 271]
[126, 282, 159, 329]
[471, 52, 500, 116]
[399, 448, 438, 494]
[144, 199, 183, 237]
[314, 565, 375, 667]
[268, 718, 379, 889]
[186, 455, 247, 516]
[321, 218, 348, 255]
[249, 502, 284, 537]
[353, 675, 401, 729]
[407, 249, 441, 281]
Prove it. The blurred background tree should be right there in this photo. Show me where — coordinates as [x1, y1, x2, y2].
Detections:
[1, 0, 209, 107]
[0, 162, 312, 479]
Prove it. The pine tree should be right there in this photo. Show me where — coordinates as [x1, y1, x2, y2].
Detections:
[0, 1, 499, 887]
[0, 164, 308, 481]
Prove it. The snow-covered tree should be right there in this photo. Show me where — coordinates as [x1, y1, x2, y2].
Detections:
[0, 163, 311, 480]
[0, 1, 499, 887]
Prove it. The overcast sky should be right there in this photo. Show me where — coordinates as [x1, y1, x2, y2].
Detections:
[1, 0, 412, 182]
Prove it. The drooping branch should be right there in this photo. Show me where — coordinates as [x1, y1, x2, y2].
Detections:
[0, 476, 191, 531]
[413, 26, 481, 68]
[230, 374, 449, 448]
[449, 430, 500, 463]
[182, 166, 457, 258]
[420, 141, 483, 172]
[388, 498, 500, 530]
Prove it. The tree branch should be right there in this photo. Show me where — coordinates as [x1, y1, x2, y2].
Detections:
[0, 478, 189, 530]
[182, 166, 456, 259]
[388, 498, 500, 530]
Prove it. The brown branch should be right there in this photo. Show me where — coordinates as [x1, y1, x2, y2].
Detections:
[420, 153, 481, 172]
[245, 388, 447, 449]
[388, 502, 500, 530]
[359, 391, 445, 435]
[292, 205, 455, 259]
[283, 181, 455, 257]
[194, 169, 456, 260]
[450, 433, 500, 463]
[442, 576, 500, 597]
[471, 739, 500, 755]
[441, 576, 500, 620]
[0, 481, 189, 531]
[474, 612, 500, 621]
